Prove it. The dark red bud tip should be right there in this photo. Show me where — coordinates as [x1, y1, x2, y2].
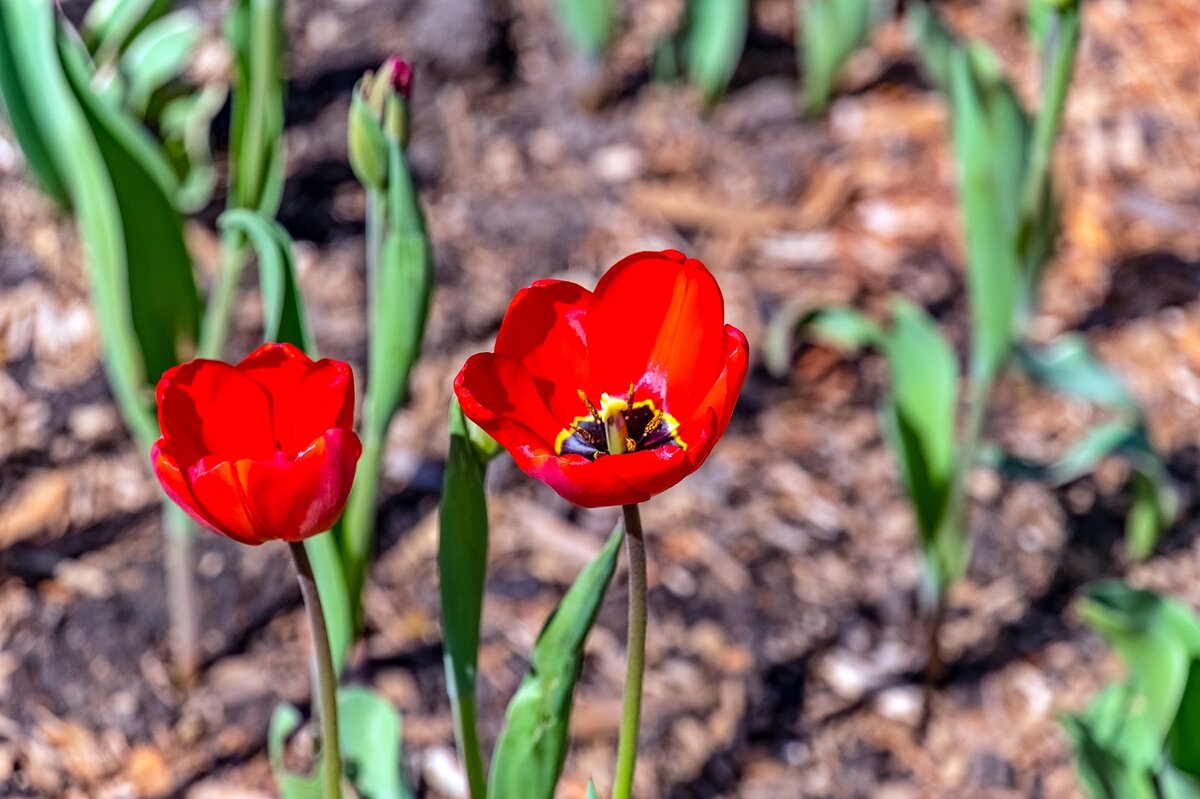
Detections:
[386, 56, 413, 100]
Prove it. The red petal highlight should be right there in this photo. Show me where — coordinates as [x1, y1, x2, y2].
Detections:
[239, 343, 356, 454]
[585, 251, 727, 417]
[236, 428, 363, 541]
[156, 359, 276, 468]
[494, 280, 591, 422]
[454, 353, 565, 454]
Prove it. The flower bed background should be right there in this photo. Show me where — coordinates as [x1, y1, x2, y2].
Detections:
[1, 0, 1200, 797]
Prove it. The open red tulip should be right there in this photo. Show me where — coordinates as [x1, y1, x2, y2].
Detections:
[454, 250, 748, 508]
[151, 343, 363, 545]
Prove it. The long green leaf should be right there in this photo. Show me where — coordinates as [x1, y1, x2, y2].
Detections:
[488, 523, 624, 799]
[438, 399, 494, 799]
[225, 0, 285, 215]
[800, 0, 876, 117]
[121, 10, 201, 115]
[3, 0, 159, 448]
[59, 28, 201, 385]
[685, 0, 749, 106]
[339, 687, 414, 799]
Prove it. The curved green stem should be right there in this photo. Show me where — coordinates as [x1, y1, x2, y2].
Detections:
[613, 503, 647, 799]
[288, 541, 343, 799]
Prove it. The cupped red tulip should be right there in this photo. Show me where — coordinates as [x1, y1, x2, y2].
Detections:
[151, 343, 363, 545]
[454, 250, 748, 508]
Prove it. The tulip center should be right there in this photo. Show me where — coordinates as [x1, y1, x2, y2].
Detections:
[555, 386, 686, 459]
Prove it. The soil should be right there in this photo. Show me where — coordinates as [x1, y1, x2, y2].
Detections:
[2, 0, 1200, 797]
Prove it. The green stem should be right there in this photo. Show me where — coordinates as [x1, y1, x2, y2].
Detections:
[163, 501, 200, 684]
[340, 432, 382, 621]
[198, 229, 247, 358]
[288, 541, 343, 799]
[613, 503, 648, 799]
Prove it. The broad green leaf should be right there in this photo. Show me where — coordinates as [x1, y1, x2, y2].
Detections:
[0, 8, 69, 205]
[219, 209, 313, 352]
[1014, 337, 1135, 409]
[439, 399, 494, 799]
[489, 524, 624, 799]
[880, 301, 958, 550]
[763, 302, 883, 378]
[948, 47, 1022, 380]
[225, 0, 286, 215]
[59, 28, 201, 385]
[1168, 659, 1200, 778]
[1063, 695, 1159, 799]
[685, 0, 748, 106]
[121, 10, 201, 115]
[267, 704, 323, 799]
[1080, 583, 1199, 767]
[3, 0, 158, 448]
[800, 0, 876, 117]
[339, 687, 414, 799]
[554, 0, 615, 58]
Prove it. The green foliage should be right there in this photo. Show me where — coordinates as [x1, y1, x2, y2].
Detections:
[879, 301, 963, 592]
[588, 781, 604, 799]
[438, 400, 500, 799]
[554, 0, 615, 58]
[269, 687, 414, 799]
[489, 524, 624, 799]
[121, 10, 201, 114]
[1064, 582, 1200, 798]
[685, 0, 749, 106]
[799, 0, 878, 117]
[225, 0, 286, 215]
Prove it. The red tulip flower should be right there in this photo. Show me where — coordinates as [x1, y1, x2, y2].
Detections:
[151, 343, 363, 545]
[454, 250, 748, 508]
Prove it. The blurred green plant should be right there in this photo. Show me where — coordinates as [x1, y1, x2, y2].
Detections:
[437, 400, 623, 799]
[798, 0, 884, 117]
[0, 0, 209, 680]
[338, 57, 435, 648]
[651, 0, 750, 107]
[1064, 582, 1200, 798]
[553, 0, 616, 59]
[767, 0, 1175, 702]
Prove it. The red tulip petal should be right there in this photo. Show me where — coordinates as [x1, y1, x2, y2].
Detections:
[156, 358, 276, 468]
[151, 439, 227, 536]
[494, 280, 591, 422]
[682, 324, 750, 427]
[454, 352, 565, 454]
[585, 251, 726, 417]
[187, 456, 271, 545]
[236, 428, 363, 542]
[238, 343, 356, 454]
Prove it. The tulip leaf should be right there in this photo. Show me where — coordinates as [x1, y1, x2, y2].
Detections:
[764, 303, 884, 378]
[339, 686, 414, 799]
[685, 0, 748, 106]
[799, 0, 877, 117]
[0, 8, 69, 206]
[438, 399, 495, 799]
[554, 0, 615, 58]
[2, 0, 164, 448]
[304, 531, 352, 679]
[488, 523, 624, 799]
[267, 703, 323, 799]
[160, 83, 226, 213]
[59, 27, 201, 386]
[588, 781, 603, 799]
[1066, 583, 1200, 798]
[121, 10, 201, 116]
[219, 208, 313, 353]
[1014, 337, 1135, 409]
[82, 0, 169, 61]
[270, 688, 415, 799]
[225, 0, 286, 215]
[907, 0, 956, 91]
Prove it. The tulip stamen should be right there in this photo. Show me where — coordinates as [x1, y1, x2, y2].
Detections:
[578, 389, 601, 421]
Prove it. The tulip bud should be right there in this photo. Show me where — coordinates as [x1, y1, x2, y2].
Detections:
[346, 56, 413, 189]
